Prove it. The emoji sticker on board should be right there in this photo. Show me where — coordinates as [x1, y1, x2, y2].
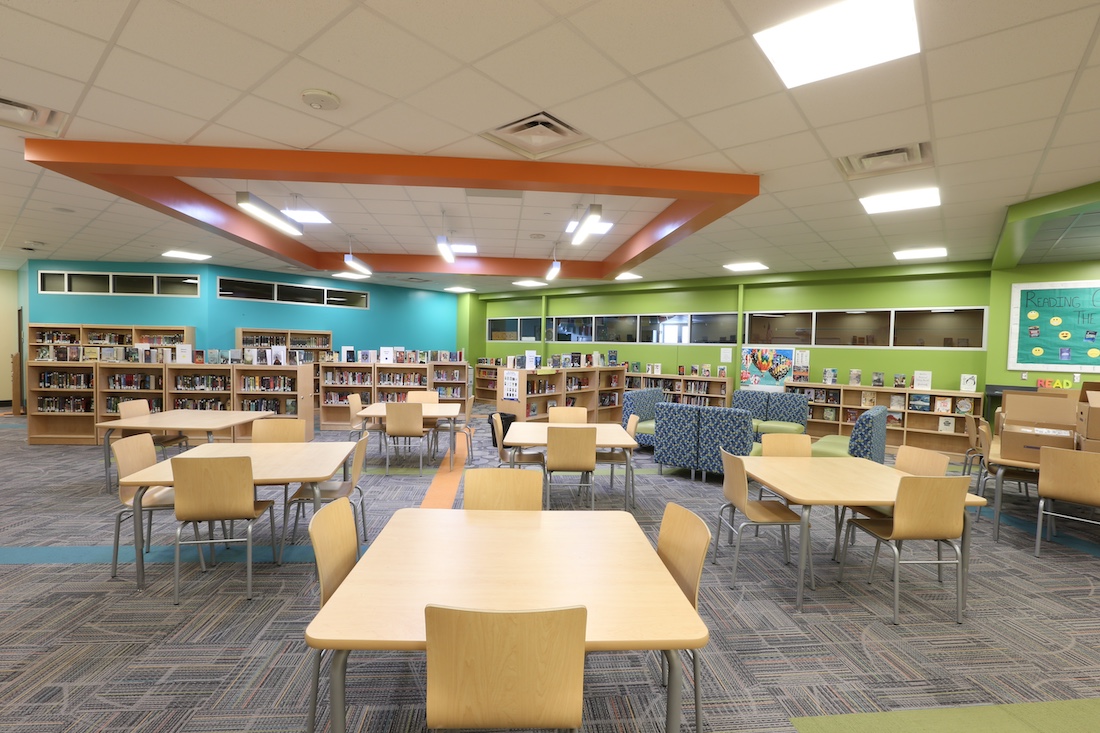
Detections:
[1090, 348, 1100, 359]
[1059, 331, 1072, 340]
[1027, 311, 1039, 320]
[1050, 316, 1063, 326]
[1032, 347, 1044, 356]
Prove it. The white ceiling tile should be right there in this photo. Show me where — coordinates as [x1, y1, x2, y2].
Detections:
[791, 200, 867, 221]
[926, 7, 1098, 100]
[815, 106, 931, 160]
[1051, 108, 1100, 148]
[1067, 66, 1100, 113]
[405, 68, 534, 136]
[96, 47, 241, 120]
[0, 59, 87, 115]
[553, 81, 677, 141]
[176, 0, 354, 52]
[690, 93, 808, 149]
[311, 128, 408, 155]
[350, 103, 468, 154]
[187, 123, 296, 149]
[77, 88, 208, 142]
[938, 152, 1045, 188]
[935, 119, 1057, 166]
[572, 0, 743, 75]
[942, 176, 1033, 205]
[605, 122, 715, 167]
[638, 38, 782, 117]
[0, 5, 108, 80]
[657, 151, 741, 172]
[1033, 170, 1100, 196]
[1039, 141, 1100, 174]
[725, 131, 828, 173]
[474, 24, 626, 108]
[217, 95, 343, 149]
[118, 0, 286, 90]
[792, 56, 926, 128]
[251, 58, 394, 128]
[760, 160, 844, 193]
[919, 0, 1100, 50]
[931, 74, 1075, 137]
[774, 183, 855, 209]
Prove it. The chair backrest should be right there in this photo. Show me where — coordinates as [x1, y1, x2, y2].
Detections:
[308, 496, 359, 608]
[765, 392, 810, 426]
[761, 433, 811, 457]
[347, 393, 363, 428]
[624, 413, 640, 439]
[424, 604, 587, 729]
[406, 390, 439, 404]
[117, 399, 151, 419]
[622, 387, 662, 426]
[385, 402, 424, 438]
[548, 406, 587, 423]
[112, 433, 159, 503]
[977, 422, 993, 456]
[893, 445, 950, 476]
[719, 448, 750, 512]
[656, 502, 712, 610]
[698, 406, 753, 475]
[730, 390, 769, 421]
[463, 468, 543, 510]
[545, 426, 597, 472]
[492, 412, 510, 464]
[848, 405, 887, 463]
[890, 475, 971, 541]
[1039, 446, 1100, 504]
[171, 455, 257, 521]
[963, 414, 980, 452]
[347, 434, 370, 485]
[251, 418, 306, 443]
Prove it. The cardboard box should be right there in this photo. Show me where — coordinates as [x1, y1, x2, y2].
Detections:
[1077, 434, 1100, 453]
[1077, 383, 1100, 440]
[1000, 391, 1077, 462]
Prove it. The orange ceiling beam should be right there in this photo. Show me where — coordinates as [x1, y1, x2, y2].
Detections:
[25, 140, 759, 278]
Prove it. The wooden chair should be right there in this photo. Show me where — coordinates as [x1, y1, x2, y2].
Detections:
[306, 497, 360, 733]
[347, 393, 384, 455]
[384, 402, 430, 476]
[975, 422, 1035, 520]
[451, 395, 476, 465]
[545, 426, 597, 510]
[761, 433, 811, 456]
[462, 468, 543, 510]
[962, 414, 982, 476]
[117, 398, 188, 458]
[407, 390, 442, 457]
[548, 405, 587, 423]
[424, 604, 587, 730]
[280, 435, 370, 563]
[711, 448, 811, 585]
[838, 475, 972, 624]
[597, 413, 639, 508]
[1035, 447, 1100, 557]
[251, 417, 307, 443]
[656, 502, 712, 733]
[170, 455, 277, 604]
[492, 412, 544, 469]
[110, 433, 175, 580]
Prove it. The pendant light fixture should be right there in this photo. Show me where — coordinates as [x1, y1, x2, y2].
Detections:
[236, 191, 303, 236]
[546, 242, 561, 281]
[341, 235, 371, 277]
[437, 210, 455, 264]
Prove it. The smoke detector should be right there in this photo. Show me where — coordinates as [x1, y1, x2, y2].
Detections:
[301, 89, 340, 111]
[836, 142, 933, 181]
[481, 112, 592, 160]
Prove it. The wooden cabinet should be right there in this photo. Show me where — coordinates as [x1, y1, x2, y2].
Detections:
[234, 363, 314, 440]
[624, 372, 732, 407]
[474, 365, 498, 402]
[785, 382, 981, 455]
[26, 361, 97, 444]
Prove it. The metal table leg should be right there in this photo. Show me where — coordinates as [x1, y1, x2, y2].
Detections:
[993, 465, 1006, 542]
[103, 427, 115, 493]
[329, 648, 351, 733]
[662, 649, 683, 733]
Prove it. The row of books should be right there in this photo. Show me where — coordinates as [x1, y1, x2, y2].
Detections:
[337, 348, 464, 364]
[36, 371, 93, 389]
[818, 368, 977, 392]
[240, 398, 296, 414]
[816, 406, 960, 432]
[172, 398, 227, 410]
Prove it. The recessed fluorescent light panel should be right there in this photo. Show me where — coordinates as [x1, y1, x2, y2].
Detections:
[724, 261, 769, 272]
[449, 243, 478, 255]
[513, 280, 547, 288]
[615, 272, 643, 280]
[859, 187, 940, 214]
[893, 247, 947, 260]
[332, 272, 369, 280]
[162, 250, 211, 261]
[754, 0, 920, 89]
[444, 286, 476, 293]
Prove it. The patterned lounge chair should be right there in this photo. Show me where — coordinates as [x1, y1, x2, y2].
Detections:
[655, 401, 700, 479]
[623, 388, 663, 449]
[812, 405, 887, 462]
[697, 406, 754, 481]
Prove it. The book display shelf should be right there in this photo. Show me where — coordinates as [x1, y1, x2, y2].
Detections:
[496, 365, 626, 423]
[234, 363, 314, 440]
[785, 381, 982, 455]
[235, 328, 332, 407]
[474, 364, 498, 402]
[624, 372, 732, 407]
[317, 361, 471, 431]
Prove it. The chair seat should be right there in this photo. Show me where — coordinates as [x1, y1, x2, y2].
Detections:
[288, 481, 356, 503]
[182, 499, 274, 522]
[759, 420, 804, 435]
[811, 435, 851, 457]
[635, 419, 656, 435]
[510, 449, 546, 466]
[749, 442, 763, 456]
[596, 447, 629, 464]
[850, 505, 892, 520]
[121, 485, 174, 509]
[744, 498, 801, 524]
[849, 517, 893, 539]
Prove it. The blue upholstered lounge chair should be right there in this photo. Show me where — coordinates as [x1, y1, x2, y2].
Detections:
[623, 388, 663, 448]
[811, 405, 887, 462]
[655, 402, 699, 479]
[697, 407, 754, 481]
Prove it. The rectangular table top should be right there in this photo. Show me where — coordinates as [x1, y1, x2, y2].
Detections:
[96, 408, 274, 432]
[740, 456, 987, 507]
[118, 441, 356, 487]
[358, 402, 459, 419]
[305, 508, 708, 653]
[503, 421, 637, 450]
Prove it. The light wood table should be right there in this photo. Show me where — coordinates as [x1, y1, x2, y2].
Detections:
[118, 441, 355, 588]
[739, 457, 987, 611]
[358, 402, 461, 469]
[987, 437, 1040, 542]
[504, 421, 639, 509]
[97, 409, 274, 492]
[306, 508, 708, 733]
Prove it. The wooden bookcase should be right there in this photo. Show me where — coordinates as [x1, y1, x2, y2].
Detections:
[474, 364, 498, 402]
[234, 363, 314, 440]
[431, 362, 469, 405]
[494, 365, 625, 422]
[375, 363, 430, 404]
[318, 362, 376, 431]
[624, 372, 732, 407]
[165, 363, 236, 442]
[235, 328, 332, 407]
[26, 360, 97, 445]
[785, 381, 982, 455]
[596, 365, 627, 424]
[95, 363, 166, 441]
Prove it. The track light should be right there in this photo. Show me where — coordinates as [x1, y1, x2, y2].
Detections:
[437, 235, 455, 264]
[235, 192, 303, 236]
[569, 204, 605, 245]
[343, 253, 372, 276]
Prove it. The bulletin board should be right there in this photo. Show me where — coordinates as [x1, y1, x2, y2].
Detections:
[1009, 280, 1100, 372]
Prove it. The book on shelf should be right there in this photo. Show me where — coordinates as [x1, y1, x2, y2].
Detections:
[607, 350, 618, 366]
[955, 397, 974, 415]
[571, 352, 581, 368]
[207, 348, 221, 365]
[938, 416, 956, 432]
[271, 345, 287, 365]
[886, 411, 904, 426]
[701, 364, 711, 377]
[67, 345, 82, 362]
[229, 349, 242, 364]
[678, 365, 686, 375]
[913, 370, 933, 390]
[256, 349, 269, 366]
[631, 361, 641, 373]
[690, 365, 699, 376]
[822, 368, 838, 385]
[848, 369, 862, 386]
[889, 393, 906, 410]
[652, 363, 662, 375]
[934, 396, 953, 413]
[550, 354, 561, 368]
[844, 408, 860, 423]
[872, 371, 884, 387]
[193, 350, 205, 365]
[81, 346, 100, 361]
[960, 374, 978, 392]
[825, 390, 840, 404]
[909, 393, 931, 411]
[860, 391, 876, 407]
[822, 406, 837, 421]
[893, 373, 907, 387]
[718, 365, 727, 378]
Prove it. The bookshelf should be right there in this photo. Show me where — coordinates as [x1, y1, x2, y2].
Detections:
[235, 328, 332, 407]
[624, 372, 732, 407]
[95, 363, 166, 441]
[234, 363, 314, 440]
[596, 365, 627, 424]
[495, 365, 626, 422]
[375, 363, 430, 404]
[318, 363, 376, 431]
[474, 364, 498, 402]
[26, 360, 97, 445]
[432, 362, 469, 405]
[165, 363, 235, 442]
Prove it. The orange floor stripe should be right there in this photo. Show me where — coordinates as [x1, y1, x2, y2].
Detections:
[419, 427, 472, 509]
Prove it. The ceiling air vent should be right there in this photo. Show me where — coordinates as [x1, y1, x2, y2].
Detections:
[0, 96, 65, 137]
[481, 112, 593, 160]
[836, 142, 932, 181]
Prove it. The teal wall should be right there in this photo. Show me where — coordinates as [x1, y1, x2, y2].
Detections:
[24, 261, 457, 351]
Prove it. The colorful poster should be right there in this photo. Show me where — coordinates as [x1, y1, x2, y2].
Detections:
[1010, 280, 1100, 372]
[740, 347, 794, 387]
